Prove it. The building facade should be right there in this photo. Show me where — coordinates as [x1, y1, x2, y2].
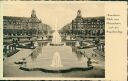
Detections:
[3, 10, 41, 37]
[60, 10, 105, 39]
[3, 10, 53, 44]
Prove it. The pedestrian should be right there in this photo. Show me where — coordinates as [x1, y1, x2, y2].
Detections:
[21, 58, 27, 68]
[13, 43, 16, 51]
[92, 53, 94, 57]
[87, 58, 92, 67]
[3, 45, 7, 55]
[95, 53, 97, 57]
[92, 53, 97, 57]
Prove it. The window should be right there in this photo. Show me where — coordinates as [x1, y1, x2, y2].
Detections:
[92, 22, 93, 24]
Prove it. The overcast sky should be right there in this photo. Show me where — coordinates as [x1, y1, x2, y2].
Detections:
[2, 1, 104, 30]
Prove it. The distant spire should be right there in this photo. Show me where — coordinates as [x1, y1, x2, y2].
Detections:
[31, 9, 36, 18]
[77, 9, 82, 18]
[40, 18, 42, 23]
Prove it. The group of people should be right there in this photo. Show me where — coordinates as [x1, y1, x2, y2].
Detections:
[3, 40, 18, 58]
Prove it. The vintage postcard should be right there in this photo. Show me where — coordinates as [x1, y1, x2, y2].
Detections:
[0, 1, 127, 81]
[2, 2, 105, 78]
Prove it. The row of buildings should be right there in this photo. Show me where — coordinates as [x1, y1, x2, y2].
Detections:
[3, 10, 52, 43]
[60, 10, 105, 39]
[60, 10, 105, 53]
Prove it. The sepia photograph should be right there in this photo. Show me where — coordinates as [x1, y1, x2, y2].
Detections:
[3, 2, 105, 78]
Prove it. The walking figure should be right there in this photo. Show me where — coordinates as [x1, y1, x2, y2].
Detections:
[21, 58, 27, 68]
[87, 58, 92, 67]
[92, 53, 97, 57]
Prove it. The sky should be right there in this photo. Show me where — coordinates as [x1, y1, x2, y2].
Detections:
[2, 1, 104, 30]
